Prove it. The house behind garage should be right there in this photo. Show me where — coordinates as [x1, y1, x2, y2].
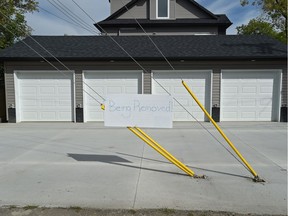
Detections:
[0, 0, 287, 123]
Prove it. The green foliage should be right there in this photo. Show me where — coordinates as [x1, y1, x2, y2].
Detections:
[128, 209, 137, 214]
[69, 206, 82, 213]
[0, 0, 38, 49]
[238, 0, 287, 43]
[236, 18, 284, 41]
[160, 208, 176, 214]
[22, 205, 38, 210]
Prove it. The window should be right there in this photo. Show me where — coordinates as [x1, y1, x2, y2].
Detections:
[157, 0, 169, 19]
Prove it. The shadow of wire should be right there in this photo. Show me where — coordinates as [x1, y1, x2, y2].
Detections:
[116, 151, 252, 180]
[67, 153, 188, 177]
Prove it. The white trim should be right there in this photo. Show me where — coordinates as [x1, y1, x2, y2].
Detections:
[220, 71, 223, 123]
[209, 71, 213, 121]
[220, 69, 282, 122]
[14, 70, 75, 122]
[14, 72, 20, 122]
[141, 71, 144, 95]
[278, 71, 283, 121]
[72, 72, 76, 122]
[156, 0, 170, 19]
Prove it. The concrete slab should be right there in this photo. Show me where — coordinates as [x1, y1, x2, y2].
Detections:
[0, 122, 286, 215]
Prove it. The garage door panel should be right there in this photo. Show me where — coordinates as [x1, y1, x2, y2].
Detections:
[241, 99, 256, 106]
[17, 72, 73, 122]
[221, 71, 280, 121]
[40, 87, 55, 94]
[259, 111, 271, 119]
[125, 86, 137, 93]
[22, 111, 37, 120]
[107, 86, 122, 94]
[152, 71, 211, 121]
[154, 86, 171, 94]
[222, 98, 238, 107]
[22, 86, 37, 94]
[223, 86, 238, 94]
[40, 111, 57, 120]
[242, 86, 256, 94]
[241, 111, 256, 119]
[84, 71, 142, 122]
[260, 98, 272, 106]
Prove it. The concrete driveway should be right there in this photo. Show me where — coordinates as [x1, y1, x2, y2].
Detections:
[0, 122, 286, 215]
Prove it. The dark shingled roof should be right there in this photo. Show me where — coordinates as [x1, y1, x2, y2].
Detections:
[96, 16, 232, 29]
[0, 35, 286, 61]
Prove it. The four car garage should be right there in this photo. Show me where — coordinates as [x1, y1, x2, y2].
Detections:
[11, 69, 283, 123]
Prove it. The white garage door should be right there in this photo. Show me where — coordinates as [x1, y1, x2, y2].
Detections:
[16, 71, 74, 122]
[84, 71, 142, 121]
[152, 71, 211, 121]
[221, 70, 281, 121]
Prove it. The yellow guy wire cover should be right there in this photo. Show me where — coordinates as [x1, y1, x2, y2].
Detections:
[128, 127, 195, 177]
[182, 81, 263, 181]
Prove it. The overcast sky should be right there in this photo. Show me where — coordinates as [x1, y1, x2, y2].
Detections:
[25, 0, 261, 35]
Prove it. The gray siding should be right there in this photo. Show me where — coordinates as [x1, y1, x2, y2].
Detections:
[118, 0, 148, 19]
[110, 0, 131, 14]
[4, 69, 15, 120]
[170, 0, 176, 19]
[150, 0, 156, 19]
[176, 0, 211, 19]
[143, 72, 151, 94]
[75, 70, 83, 106]
[282, 68, 287, 106]
[212, 69, 221, 106]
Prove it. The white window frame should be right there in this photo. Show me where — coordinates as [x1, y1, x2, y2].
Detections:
[156, 0, 170, 19]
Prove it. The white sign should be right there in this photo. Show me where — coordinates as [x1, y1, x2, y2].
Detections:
[104, 94, 173, 128]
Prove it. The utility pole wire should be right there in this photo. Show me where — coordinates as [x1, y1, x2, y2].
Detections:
[70, 0, 249, 171]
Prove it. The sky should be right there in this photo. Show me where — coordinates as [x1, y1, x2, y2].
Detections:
[25, 0, 262, 35]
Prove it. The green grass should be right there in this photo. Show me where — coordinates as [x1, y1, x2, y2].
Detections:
[23, 205, 38, 210]
[128, 209, 137, 214]
[69, 206, 82, 213]
[160, 208, 176, 214]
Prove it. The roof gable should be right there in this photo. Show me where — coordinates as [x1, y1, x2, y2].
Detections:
[105, 0, 217, 21]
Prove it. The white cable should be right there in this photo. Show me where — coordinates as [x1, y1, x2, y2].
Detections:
[47, 0, 98, 34]
[0, 12, 103, 105]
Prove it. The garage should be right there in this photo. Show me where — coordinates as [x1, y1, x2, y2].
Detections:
[152, 70, 212, 121]
[15, 71, 74, 122]
[221, 70, 282, 121]
[83, 71, 142, 122]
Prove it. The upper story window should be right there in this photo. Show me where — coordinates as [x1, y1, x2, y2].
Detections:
[157, 0, 169, 19]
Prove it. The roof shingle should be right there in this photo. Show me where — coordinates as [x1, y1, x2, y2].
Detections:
[0, 35, 286, 61]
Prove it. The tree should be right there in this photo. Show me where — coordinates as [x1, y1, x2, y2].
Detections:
[238, 0, 287, 43]
[0, 0, 38, 86]
[0, 0, 38, 49]
[236, 18, 281, 40]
